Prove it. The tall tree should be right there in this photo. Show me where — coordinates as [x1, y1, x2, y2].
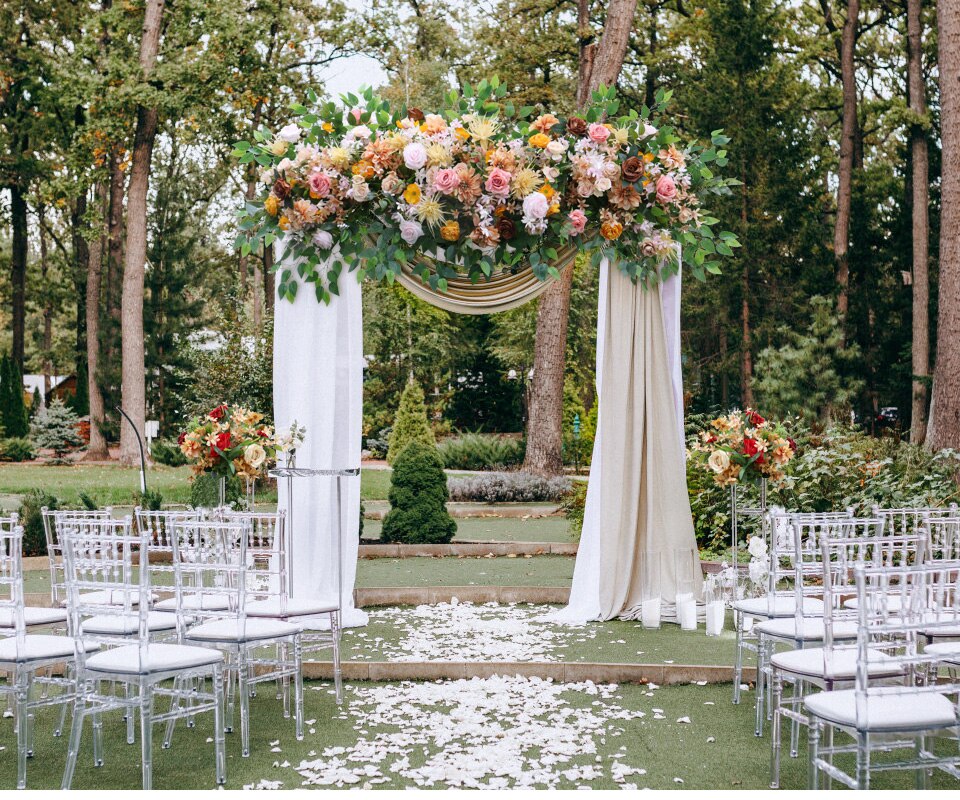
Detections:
[524, 0, 639, 476]
[907, 0, 930, 443]
[119, 0, 165, 465]
[84, 181, 110, 459]
[927, 0, 960, 450]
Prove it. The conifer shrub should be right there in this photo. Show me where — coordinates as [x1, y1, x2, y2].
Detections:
[18, 489, 59, 556]
[381, 442, 456, 545]
[30, 399, 83, 458]
[386, 381, 435, 465]
[0, 437, 35, 462]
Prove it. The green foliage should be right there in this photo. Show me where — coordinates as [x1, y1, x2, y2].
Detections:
[387, 382, 436, 465]
[30, 398, 83, 457]
[560, 482, 588, 542]
[0, 355, 30, 438]
[448, 471, 571, 502]
[189, 472, 243, 509]
[436, 432, 525, 471]
[0, 437, 35, 462]
[381, 442, 457, 544]
[151, 438, 188, 467]
[134, 488, 164, 511]
[17, 489, 58, 557]
[754, 297, 864, 422]
[69, 361, 89, 416]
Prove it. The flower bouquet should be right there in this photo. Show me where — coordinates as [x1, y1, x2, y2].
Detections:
[691, 409, 797, 486]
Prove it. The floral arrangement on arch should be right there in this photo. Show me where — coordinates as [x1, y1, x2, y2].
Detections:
[691, 409, 797, 486]
[178, 404, 300, 481]
[234, 78, 741, 303]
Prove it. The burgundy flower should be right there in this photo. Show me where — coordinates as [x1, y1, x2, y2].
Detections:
[407, 107, 425, 123]
[747, 410, 766, 426]
[209, 405, 227, 422]
[273, 179, 291, 201]
[566, 116, 588, 137]
[621, 156, 644, 182]
[209, 431, 231, 459]
[496, 217, 516, 241]
[177, 431, 186, 445]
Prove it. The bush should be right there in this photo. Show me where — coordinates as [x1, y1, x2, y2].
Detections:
[381, 442, 457, 544]
[0, 437, 34, 462]
[387, 382, 435, 465]
[151, 438, 188, 467]
[189, 472, 243, 508]
[135, 488, 164, 511]
[560, 482, 588, 541]
[30, 398, 83, 457]
[448, 471, 572, 503]
[436, 433, 525, 471]
[18, 489, 59, 556]
[364, 427, 391, 460]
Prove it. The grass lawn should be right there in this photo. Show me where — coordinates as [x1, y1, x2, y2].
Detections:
[2, 678, 955, 790]
[0, 464, 394, 509]
[362, 515, 573, 543]
[355, 555, 574, 588]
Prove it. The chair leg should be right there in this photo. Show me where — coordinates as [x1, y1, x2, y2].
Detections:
[139, 680, 153, 791]
[238, 654, 251, 758]
[15, 669, 30, 789]
[332, 610, 343, 705]
[224, 664, 235, 734]
[789, 679, 802, 757]
[915, 734, 930, 790]
[856, 731, 870, 790]
[125, 682, 135, 745]
[294, 636, 304, 741]
[213, 666, 227, 785]
[92, 707, 104, 768]
[733, 613, 744, 704]
[754, 636, 766, 737]
[163, 676, 183, 749]
[808, 718, 821, 791]
[61, 698, 85, 790]
[769, 669, 783, 789]
[54, 665, 72, 738]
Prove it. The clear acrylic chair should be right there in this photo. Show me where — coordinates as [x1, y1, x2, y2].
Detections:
[59, 515, 226, 789]
[0, 515, 91, 789]
[806, 559, 960, 789]
[41, 507, 113, 608]
[0, 509, 67, 633]
[134, 507, 209, 611]
[767, 527, 921, 787]
[171, 518, 304, 758]
[219, 508, 344, 703]
[872, 504, 959, 536]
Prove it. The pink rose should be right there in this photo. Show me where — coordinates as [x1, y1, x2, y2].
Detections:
[485, 168, 512, 197]
[568, 209, 587, 235]
[522, 191, 549, 221]
[308, 170, 332, 197]
[433, 167, 461, 195]
[656, 174, 678, 204]
[588, 123, 610, 143]
[350, 107, 363, 122]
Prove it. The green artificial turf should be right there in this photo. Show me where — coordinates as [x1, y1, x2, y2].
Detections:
[2, 679, 956, 790]
[361, 515, 573, 543]
[355, 555, 575, 588]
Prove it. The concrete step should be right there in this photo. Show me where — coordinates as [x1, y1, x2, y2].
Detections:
[358, 542, 577, 558]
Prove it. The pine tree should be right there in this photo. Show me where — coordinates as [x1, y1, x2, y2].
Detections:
[387, 381, 436, 465]
[70, 361, 89, 416]
[30, 398, 83, 457]
[0, 354, 11, 436]
[381, 442, 457, 544]
[4, 356, 29, 438]
[31, 388, 41, 418]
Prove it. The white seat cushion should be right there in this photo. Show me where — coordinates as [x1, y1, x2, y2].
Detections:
[244, 597, 338, 619]
[0, 606, 68, 628]
[772, 646, 902, 681]
[843, 594, 904, 612]
[0, 634, 97, 665]
[921, 624, 960, 640]
[924, 641, 960, 664]
[85, 642, 223, 675]
[185, 618, 300, 643]
[756, 617, 858, 642]
[733, 595, 824, 619]
[154, 594, 232, 612]
[805, 687, 958, 732]
[73, 590, 154, 607]
[81, 611, 178, 635]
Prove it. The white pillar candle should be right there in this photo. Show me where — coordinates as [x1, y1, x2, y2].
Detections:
[741, 613, 754, 633]
[642, 598, 661, 629]
[678, 593, 697, 631]
[705, 600, 725, 636]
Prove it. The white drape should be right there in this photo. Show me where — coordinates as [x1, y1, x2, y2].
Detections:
[547, 258, 689, 624]
[273, 254, 368, 627]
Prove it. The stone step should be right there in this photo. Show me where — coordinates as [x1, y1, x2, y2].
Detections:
[363, 501, 562, 520]
[354, 585, 571, 607]
[358, 542, 577, 558]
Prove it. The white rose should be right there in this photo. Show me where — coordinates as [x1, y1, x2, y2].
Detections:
[707, 450, 730, 474]
[244, 443, 267, 470]
[522, 191, 549, 220]
[747, 535, 767, 559]
[403, 142, 428, 170]
[748, 559, 768, 587]
[350, 177, 370, 202]
[546, 139, 567, 159]
[312, 230, 334, 250]
[260, 168, 274, 185]
[350, 124, 373, 140]
[595, 176, 612, 192]
[278, 123, 302, 143]
[399, 219, 423, 245]
[642, 123, 658, 138]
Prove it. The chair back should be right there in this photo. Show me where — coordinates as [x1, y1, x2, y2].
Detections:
[217, 510, 288, 603]
[60, 516, 152, 669]
[170, 519, 250, 633]
[923, 518, 960, 562]
[0, 515, 25, 644]
[851, 560, 960, 729]
[42, 508, 113, 606]
[135, 507, 204, 587]
[872, 505, 959, 536]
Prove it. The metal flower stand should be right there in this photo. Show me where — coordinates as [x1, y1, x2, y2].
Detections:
[268, 465, 360, 703]
[729, 477, 768, 580]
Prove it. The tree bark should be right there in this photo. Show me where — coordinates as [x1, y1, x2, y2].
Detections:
[104, 147, 125, 374]
[927, 0, 960, 450]
[523, 0, 639, 477]
[907, 0, 930, 444]
[834, 0, 859, 322]
[84, 182, 110, 460]
[119, 0, 165, 466]
[38, 206, 52, 396]
[9, 182, 27, 372]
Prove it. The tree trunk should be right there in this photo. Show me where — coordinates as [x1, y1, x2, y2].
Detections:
[263, 244, 275, 314]
[104, 148, 125, 374]
[927, 0, 960, 450]
[834, 0, 859, 322]
[9, 183, 27, 372]
[523, 0, 638, 476]
[119, 0, 165, 466]
[84, 182, 110, 460]
[38, 206, 52, 396]
[907, 0, 930, 444]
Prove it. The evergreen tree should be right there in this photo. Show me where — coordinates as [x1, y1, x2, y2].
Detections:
[387, 381, 436, 465]
[31, 388, 41, 418]
[30, 398, 83, 457]
[4, 357, 30, 438]
[381, 442, 457, 545]
[0, 354, 11, 435]
[69, 360, 89, 416]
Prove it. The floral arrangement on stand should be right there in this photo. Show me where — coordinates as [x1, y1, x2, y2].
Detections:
[690, 409, 797, 486]
[233, 78, 741, 303]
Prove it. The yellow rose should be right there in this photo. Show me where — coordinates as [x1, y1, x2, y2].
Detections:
[269, 138, 288, 156]
[643, 152, 655, 163]
[278, 215, 290, 230]
[440, 220, 460, 241]
[600, 220, 623, 240]
[264, 194, 280, 216]
[528, 133, 551, 149]
[455, 127, 471, 141]
[404, 184, 422, 205]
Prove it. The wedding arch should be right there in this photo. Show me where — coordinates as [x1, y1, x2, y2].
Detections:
[235, 79, 741, 627]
